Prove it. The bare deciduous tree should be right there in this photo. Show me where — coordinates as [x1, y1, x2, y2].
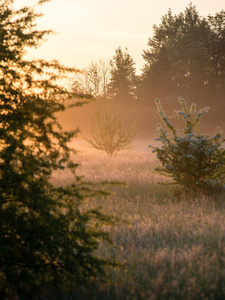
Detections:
[71, 60, 110, 98]
[86, 109, 137, 156]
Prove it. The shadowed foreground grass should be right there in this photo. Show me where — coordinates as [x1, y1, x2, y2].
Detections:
[52, 142, 225, 299]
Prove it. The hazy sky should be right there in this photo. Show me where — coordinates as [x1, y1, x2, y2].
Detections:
[14, 0, 224, 73]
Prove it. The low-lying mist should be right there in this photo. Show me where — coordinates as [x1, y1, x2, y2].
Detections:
[56, 96, 225, 142]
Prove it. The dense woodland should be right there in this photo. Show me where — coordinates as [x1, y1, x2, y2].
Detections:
[67, 4, 225, 137]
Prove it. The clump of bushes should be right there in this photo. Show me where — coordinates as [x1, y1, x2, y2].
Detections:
[151, 98, 225, 197]
[86, 109, 136, 156]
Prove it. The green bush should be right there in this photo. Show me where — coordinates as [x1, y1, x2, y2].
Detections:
[151, 98, 225, 197]
[0, 1, 115, 298]
[86, 108, 136, 156]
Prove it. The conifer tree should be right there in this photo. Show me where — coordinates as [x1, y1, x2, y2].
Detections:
[151, 98, 225, 197]
[108, 47, 138, 102]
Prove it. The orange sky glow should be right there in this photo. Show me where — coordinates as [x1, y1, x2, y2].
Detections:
[14, 0, 225, 74]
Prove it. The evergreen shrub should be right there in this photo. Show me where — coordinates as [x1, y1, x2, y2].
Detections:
[151, 98, 225, 197]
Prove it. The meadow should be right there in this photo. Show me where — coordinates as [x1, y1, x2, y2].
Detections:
[52, 139, 225, 300]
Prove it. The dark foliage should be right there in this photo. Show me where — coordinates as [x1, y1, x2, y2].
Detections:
[141, 4, 225, 111]
[108, 47, 139, 103]
[0, 1, 115, 298]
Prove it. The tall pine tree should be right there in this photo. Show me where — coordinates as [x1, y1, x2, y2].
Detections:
[108, 47, 138, 103]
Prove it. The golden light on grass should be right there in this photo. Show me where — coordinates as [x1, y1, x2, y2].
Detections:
[50, 139, 225, 298]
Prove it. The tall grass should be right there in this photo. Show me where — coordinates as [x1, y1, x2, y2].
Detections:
[52, 140, 225, 299]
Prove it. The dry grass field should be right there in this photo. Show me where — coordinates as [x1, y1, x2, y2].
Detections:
[51, 139, 225, 299]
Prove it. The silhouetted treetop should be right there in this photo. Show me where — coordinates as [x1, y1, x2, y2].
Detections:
[141, 4, 225, 108]
[108, 47, 138, 102]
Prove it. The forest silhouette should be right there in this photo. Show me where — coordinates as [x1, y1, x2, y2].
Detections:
[61, 4, 225, 139]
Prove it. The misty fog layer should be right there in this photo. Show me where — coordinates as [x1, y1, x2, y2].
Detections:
[58, 6, 225, 141]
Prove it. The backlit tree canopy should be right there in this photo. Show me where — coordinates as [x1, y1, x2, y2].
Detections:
[0, 1, 115, 298]
[108, 47, 138, 102]
[141, 4, 225, 107]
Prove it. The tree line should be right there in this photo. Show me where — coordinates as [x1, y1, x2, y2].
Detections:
[71, 4, 225, 135]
